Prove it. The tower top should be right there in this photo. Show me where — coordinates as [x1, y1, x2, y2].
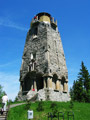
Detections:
[36, 12, 51, 18]
[31, 12, 57, 27]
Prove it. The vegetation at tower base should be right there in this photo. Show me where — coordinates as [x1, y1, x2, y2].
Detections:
[36, 100, 44, 111]
[50, 102, 58, 117]
[70, 61, 90, 102]
[7, 101, 90, 120]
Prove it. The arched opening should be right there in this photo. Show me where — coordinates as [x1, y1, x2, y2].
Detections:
[23, 71, 44, 93]
[52, 74, 58, 90]
[23, 71, 36, 94]
[36, 72, 43, 91]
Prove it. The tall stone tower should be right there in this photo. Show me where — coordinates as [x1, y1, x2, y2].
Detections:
[18, 12, 70, 101]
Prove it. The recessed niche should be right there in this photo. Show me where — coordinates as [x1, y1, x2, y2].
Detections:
[50, 69, 52, 73]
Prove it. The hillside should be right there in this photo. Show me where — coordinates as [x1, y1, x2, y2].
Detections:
[7, 101, 90, 120]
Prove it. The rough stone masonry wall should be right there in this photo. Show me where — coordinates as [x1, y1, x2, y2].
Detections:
[20, 22, 49, 82]
[46, 26, 68, 79]
[37, 88, 70, 102]
[20, 22, 68, 81]
[19, 20, 69, 98]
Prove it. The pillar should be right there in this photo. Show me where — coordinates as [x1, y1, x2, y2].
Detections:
[31, 84, 33, 90]
[47, 77, 52, 89]
[59, 80, 62, 91]
[52, 81, 55, 90]
[63, 81, 68, 92]
[20, 82, 22, 91]
[56, 80, 60, 90]
[34, 80, 37, 91]
[32, 62, 34, 71]
[66, 82, 68, 92]
[43, 78, 46, 88]
[31, 80, 34, 90]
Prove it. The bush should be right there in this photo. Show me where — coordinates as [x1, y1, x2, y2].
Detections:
[36, 100, 44, 111]
[25, 100, 31, 110]
[50, 102, 58, 116]
[69, 100, 74, 109]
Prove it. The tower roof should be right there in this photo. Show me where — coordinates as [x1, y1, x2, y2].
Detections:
[36, 12, 51, 18]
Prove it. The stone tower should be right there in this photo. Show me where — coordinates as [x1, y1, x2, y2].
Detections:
[18, 12, 70, 101]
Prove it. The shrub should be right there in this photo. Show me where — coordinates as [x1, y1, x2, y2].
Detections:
[50, 102, 58, 116]
[69, 100, 74, 109]
[36, 100, 44, 111]
[25, 100, 31, 110]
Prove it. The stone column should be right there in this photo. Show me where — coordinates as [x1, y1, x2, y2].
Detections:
[34, 80, 37, 91]
[32, 62, 34, 71]
[31, 84, 33, 90]
[52, 80, 55, 90]
[49, 77, 52, 88]
[43, 78, 46, 88]
[20, 82, 22, 91]
[56, 80, 60, 90]
[63, 81, 68, 92]
[31, 80, 34, 90]
[47, 77, 52, 89]
[59, 80, 62, 91]
[66, 82, 68, 92]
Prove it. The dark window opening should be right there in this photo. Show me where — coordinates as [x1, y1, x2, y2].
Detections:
[33, 27, 38, 35]
[36, 73, 43, 91]
[43, 46, 45, 50]
[50, 69, 52, 73]
[53, 74, 58, 84]
[33, 53, 36, 59]
[51, 25, 56, 31]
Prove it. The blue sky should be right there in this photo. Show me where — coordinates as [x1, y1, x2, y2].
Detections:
[0, 0, 90, 100]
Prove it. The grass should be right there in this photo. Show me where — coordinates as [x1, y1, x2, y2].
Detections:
[7, 101, 90, 120]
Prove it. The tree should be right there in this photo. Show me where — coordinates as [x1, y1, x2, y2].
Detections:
[0, 85, 5, 103]
[80, 62, 90, 92]
[78, 62, 90, 102]
[70, 61, 90, 102]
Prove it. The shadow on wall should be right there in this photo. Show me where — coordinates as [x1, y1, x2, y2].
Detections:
[23, 71, 43, 94]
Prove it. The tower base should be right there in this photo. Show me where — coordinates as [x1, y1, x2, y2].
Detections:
[18, 88, 70, 102]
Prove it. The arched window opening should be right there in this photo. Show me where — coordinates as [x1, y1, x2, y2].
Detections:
[52, 74, 58, 89]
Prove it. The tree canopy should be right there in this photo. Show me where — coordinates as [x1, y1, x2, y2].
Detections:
[70, 61, 90, 102]
[0, 84, 5, 102]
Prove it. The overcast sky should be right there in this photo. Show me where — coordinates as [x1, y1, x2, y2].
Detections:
[0, 0, 90, 100]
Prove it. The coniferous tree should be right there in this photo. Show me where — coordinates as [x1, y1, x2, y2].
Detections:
[80, 62, 90, 92]
[70, 61, 90, 102]
[79, 62, 90, 102]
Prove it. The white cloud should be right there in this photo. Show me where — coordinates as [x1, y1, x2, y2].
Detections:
[0, 17, 28, 31]
[0, 72, 19, 101]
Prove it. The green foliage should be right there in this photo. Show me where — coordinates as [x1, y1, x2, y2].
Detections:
[8, 99, 13, 105]
[50, 102, 58, 116]
[69, 100, 74, 109]
[0, 85, 5, 103]
[7, 101, 90, 120]
[24, 100, 31, 110]
[14, 96, 18, 102]
[70, 61, 90, 102]
[36, 100, 44, 111]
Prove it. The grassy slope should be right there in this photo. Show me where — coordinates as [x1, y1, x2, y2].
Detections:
[7, 101, 90, 120]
